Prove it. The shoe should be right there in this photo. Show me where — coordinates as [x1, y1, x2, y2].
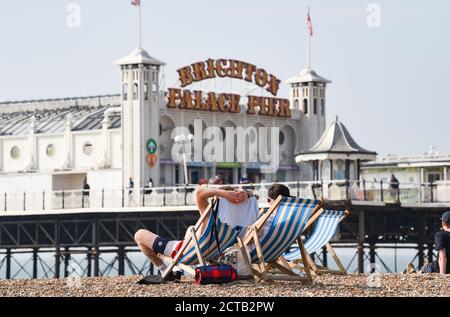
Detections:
[137, 271, 182, 285]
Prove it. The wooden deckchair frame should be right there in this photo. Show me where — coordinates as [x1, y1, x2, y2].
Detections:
[290, 210, 350, 276]
[237, 196, 322, 284]
[158, 198, 219, 279]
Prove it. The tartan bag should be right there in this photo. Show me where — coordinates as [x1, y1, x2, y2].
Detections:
[195, 264, 238, 285]
[194, 199, 239, 285]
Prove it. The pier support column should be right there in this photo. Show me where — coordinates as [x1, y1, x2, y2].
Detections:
[6, 248, 11, 280]
[418, 244, 425, 269]
[357, 210, 365, 273]
[32, 248, 38, 279]
[369, 243, 376, 273]
[427, 244, 434, 263]
[87, 248, 92, 277]
[94, 247, 100, 277]
[54, 248, 60, 279]
[93, 217, 100, 277]
[118, 247, 125, 276]
[417, 215, 425, 268]
[64, 248, 70, 278]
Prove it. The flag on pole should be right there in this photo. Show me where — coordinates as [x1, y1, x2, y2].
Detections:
[307, 11, 313, 36]
[131, 0, 140, 6]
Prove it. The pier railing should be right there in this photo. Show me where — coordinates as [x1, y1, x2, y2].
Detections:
[1, 180, 449, 213]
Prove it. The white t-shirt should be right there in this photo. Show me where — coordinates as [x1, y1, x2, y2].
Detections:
[217, 197, 259, 237]
[260, 213, 275, 242]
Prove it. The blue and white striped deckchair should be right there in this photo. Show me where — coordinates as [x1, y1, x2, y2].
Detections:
[237, 196, 322, 283]
[160, 198, 242, 278]
[284, 209, 349, 275]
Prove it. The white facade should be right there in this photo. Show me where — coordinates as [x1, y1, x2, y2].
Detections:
[0, 46, 334, 208]
[361, 151, 450, 185]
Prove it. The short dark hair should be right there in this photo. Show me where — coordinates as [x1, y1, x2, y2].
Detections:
[268, 184, 291, 200]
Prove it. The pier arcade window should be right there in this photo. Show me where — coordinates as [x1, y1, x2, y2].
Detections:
[294, 99, 299, 109]
[321, 99, 325, 115]
[333, 160, 346, 180]
[279, 131, 285, 145]
[188, 124, 195, 135]
[303, 99, 309, 114]
[144, 83, 149, 100]
[133, 83, 138, 100]
[122, 84, 128, 101]
[313, 99, 318, 115]
[10, 146, 20, 160]
[321, 160, 331, 180]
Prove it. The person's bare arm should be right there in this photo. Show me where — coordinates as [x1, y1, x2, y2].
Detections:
[193, 187, 248, 235]
[195, 187, 248, 215]
[439, 250, 447, 274]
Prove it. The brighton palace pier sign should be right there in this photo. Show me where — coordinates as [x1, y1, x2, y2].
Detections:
[167, 59, 291, 118]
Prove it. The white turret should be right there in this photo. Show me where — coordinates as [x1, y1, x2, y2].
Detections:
[114, 48, 165, 195]
[286, 68, 331, 153]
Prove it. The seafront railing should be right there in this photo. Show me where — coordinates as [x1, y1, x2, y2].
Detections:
[0, 180, 449, 213]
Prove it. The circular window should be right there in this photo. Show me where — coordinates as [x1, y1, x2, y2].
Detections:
[46, 144, 56, 158]
[83, 142, 93, 156]
[279, 131, 285, 145]
[10, 146, 20, 160]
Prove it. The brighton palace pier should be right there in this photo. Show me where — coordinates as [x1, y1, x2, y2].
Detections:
[2, 44, 450, 211]
[0, 48, 344, 207]
[1, 44, 450, 278]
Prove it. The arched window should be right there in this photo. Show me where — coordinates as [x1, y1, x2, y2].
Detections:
[122, 84, 128, 101]
[294, 99, 299, 109]
[321, 99, 325, 116]
[144, 83, 149, 100]
[349, 161, 356, 180]
[313, 99, 318, 114]
[303, 99, 309, 114]
[321, 160, 331, 180]
[334, 160, 346, 180]
[133, 83, 138, 100]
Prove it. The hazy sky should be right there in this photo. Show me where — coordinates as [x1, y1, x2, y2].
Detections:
[0, 0, 449, 156]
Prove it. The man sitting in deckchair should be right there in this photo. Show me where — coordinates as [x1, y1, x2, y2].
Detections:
[237, 184, 321, 283]
[257, 184, 292, 239]
[134, 186, 259, 283]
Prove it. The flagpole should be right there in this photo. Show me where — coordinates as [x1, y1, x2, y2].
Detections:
[307, 7, 311, 69]
[138, 2, 142, 48]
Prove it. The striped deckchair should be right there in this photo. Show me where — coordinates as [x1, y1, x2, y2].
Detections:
[285, 209, 350, 275]
[237, 196, 322, 283]
[159, 197, 242, 279]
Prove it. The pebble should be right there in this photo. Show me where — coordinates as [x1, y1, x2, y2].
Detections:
[0, 274, 448, 297]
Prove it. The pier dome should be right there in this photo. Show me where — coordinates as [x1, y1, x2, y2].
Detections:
[296, 117, 377, 181]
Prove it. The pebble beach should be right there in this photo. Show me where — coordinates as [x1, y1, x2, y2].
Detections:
[0, 274, 449, 297]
